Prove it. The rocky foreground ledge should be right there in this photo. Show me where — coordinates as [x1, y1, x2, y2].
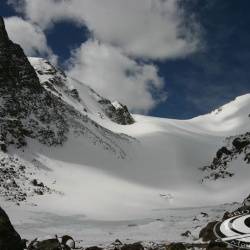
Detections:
[2, 198, 250, 250]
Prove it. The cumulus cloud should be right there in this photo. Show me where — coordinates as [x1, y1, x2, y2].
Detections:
[4, 16, 57, 63]
[7, 0, 202, 112]
[9, 0, 201, 60]
[67, 40, 167, 113]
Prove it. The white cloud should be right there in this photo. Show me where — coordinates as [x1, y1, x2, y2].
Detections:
[67, 40, 167, 113]
[9, 0, 201, 60]
[7, 0, 202, 112]
[4, 16, 57, 63]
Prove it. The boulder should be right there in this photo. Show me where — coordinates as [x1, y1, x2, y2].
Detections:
[206, 240, 228, 250]
[121, 242, 144, 250]
[112, 239, 123, 247]
[61, 235, 75, 249]
[28, 238, 61, 250]
[181, 230, 191, 237]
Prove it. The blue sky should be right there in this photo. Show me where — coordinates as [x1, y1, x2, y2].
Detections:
[1, 0, 250, 119]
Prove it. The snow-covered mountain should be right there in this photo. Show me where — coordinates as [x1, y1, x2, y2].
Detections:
[0, 16, 250, 245]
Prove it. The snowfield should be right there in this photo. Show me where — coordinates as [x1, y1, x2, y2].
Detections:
[1, 57, 250, 245]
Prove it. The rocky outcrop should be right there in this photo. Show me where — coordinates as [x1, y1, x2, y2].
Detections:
[232, 137, 250, 151]
[98, 99, 134, 125]
[0, 206, 24, 250]
[201, 132, 250, 181]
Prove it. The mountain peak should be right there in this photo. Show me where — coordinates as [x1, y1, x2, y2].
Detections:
[0, 17, 10, 46]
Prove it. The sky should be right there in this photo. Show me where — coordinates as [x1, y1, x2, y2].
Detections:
[1, 0, 250, 119]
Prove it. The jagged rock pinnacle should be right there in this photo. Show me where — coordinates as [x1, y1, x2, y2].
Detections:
[0, 16, 10, 46]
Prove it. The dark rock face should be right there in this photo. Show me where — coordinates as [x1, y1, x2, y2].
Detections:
[0, 206, 24, 250]
[0, 16, 69, 149]
[199, 221, 218, 242]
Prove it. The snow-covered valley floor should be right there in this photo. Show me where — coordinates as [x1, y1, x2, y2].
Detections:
[3, 201, 240, 247]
